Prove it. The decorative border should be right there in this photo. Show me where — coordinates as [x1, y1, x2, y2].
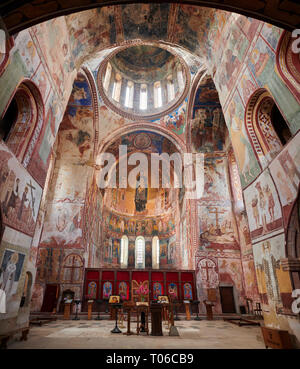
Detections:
[97, 40, 191, 121]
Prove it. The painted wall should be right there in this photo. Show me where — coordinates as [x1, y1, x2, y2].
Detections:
[0, 4, 299, 344]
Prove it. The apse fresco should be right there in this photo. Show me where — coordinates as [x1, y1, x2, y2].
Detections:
[107, 130, 178, 156]
[104, 210, 175, 238]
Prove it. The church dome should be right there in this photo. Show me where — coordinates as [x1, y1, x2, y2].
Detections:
[97, 44, 189, 120]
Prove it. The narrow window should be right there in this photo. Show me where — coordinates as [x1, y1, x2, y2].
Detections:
[103, 62, 112, 92]
[167, 75, 175, 102]
[271, 103, 292, 145]
[177, 65, 184, 91]
[154, 81, 162, 108]
[124, 81, 134, 108]
[140, 84, 147, 110]
[152, 236, 160, 269]
[112, 73, 122, 102]
[120, 235, 128, 268]
[135, 236, 145, 269]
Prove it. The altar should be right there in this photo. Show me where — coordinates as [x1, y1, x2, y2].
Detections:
[82, 268, 197, 314]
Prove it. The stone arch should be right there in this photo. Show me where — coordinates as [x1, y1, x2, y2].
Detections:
[245, 89, 292, 168]
[1, 1, 298, 35]
[0, 79, 44, 166]
[276, 31, 300, 105]
[284, 186, 300, 290]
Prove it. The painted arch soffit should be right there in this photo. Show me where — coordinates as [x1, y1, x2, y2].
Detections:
[1, 1, 300, 34]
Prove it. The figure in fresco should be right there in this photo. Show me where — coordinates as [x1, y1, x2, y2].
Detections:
[255, 182, 268, 233]
[259, 241, 281, 306]
[250, 48, 270, 77]
[17, 186, 29, 220]
[277, 150, 300, 191]
[275, 170, 294, 205]
[135, 176, 148, 212]
[1, 252, 18, 296]
[251, 194, 260, 229]
[264, 184, 275, 223]
[3, 175, 19, 217]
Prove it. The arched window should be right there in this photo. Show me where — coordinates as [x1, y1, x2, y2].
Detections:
[152, 236, 160, 269]
[120, 235, 128, 268]
[112, 73, 122, 102]
[270, 103, 292, 145]
[124, 80, 134, 108]
[140, 84, 147, 110]
[167, 75, 175, 102]
[245, 90, 292, 166]
[135, 236, 145, 269]
[103, 62, 112, 92]
[154, 81, 162, 108]
[0, 82, 43, 163]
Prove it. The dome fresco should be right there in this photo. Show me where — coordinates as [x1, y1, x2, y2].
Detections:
[98, 44, 189, 118]
[113, 45, 173, 72]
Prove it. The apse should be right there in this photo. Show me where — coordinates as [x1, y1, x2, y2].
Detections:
[99, 130, 181, 270]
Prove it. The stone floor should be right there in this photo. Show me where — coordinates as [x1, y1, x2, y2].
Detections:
[8, 318, 265, 349]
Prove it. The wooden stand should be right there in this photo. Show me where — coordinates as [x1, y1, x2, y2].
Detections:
[64, 302, 72, 320]
[137, 305, 149, 335]
[124, 306, 134, 335]
[204, 300, 214, 321]
[184, 301, 191, 321]
[261, 327, 293, 349]
[150, 303, 163, 336]
[87, 300, 93, 320]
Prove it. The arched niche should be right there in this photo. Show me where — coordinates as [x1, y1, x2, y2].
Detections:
[0, 80, 44, 164]
[152, 236, 160, 269]
[120, 235, 128, 268]
[276, 31, 300, 104]
[135, 236, 145, 269]
[245, 89, 292, 168]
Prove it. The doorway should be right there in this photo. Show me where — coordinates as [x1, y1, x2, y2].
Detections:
[41, 284, 59, 312]
[219, 286, 236, 313]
